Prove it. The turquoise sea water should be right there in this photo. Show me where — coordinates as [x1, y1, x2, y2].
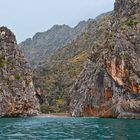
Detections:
[0, 117, 140, 140]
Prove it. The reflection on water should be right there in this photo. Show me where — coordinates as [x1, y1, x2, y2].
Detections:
[0, 117, 140, 140]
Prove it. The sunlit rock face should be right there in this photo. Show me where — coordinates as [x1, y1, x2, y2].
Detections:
[0, 27, 39, 117]
[70, 0, 140, 119]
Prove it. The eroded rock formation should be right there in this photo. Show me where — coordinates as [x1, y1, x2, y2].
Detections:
[0, 27, 39, 116]
[70, 0, 140, 119]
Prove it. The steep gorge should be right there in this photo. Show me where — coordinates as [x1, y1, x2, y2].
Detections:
[33, 12, 112, 113]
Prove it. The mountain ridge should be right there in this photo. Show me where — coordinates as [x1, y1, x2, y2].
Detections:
[19, 12, 112, 67]
[19, 20, 92, 67]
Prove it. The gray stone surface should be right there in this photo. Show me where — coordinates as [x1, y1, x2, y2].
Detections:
[0, 27, 39, 117]
[70, 0, 140, 119]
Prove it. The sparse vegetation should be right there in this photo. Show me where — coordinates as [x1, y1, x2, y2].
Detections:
[14, 74, 21, 80]
[33, 13, 111, 113]
[127, 18, 138, 27]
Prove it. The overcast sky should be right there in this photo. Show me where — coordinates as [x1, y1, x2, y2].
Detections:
[0, 0, 115, 42]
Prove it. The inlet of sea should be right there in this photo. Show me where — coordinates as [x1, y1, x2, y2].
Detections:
[0, 116, 139, 140]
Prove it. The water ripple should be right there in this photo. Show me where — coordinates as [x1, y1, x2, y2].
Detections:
[0, 117, 140, 140]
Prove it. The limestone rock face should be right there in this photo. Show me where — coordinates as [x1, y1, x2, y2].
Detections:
[114, 0, 140, 18]
[0, 27, 39, 116]
[70, 0, 140, 119]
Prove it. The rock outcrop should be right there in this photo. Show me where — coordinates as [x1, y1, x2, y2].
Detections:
[0, 27, 39, 116]
[70, 0, 140, 119]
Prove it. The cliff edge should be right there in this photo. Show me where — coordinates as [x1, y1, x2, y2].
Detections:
[70, 0, 140, 119]
[0, 27, 39, 116]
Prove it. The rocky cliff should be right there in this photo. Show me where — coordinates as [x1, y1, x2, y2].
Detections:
[70, 0, 140, 119]
[0, 27, 39, 116]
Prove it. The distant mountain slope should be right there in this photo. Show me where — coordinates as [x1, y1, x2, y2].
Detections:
[19, 21, 92, 67]
[33, 12, 112, 113]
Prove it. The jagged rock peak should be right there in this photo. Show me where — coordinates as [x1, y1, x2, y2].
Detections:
[0, 27, 39, 116]
[114, 0, 140, 18]
[0, 26, 17, 44]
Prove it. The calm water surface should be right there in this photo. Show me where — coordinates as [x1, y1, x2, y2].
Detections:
[0, 117, 140, 140]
